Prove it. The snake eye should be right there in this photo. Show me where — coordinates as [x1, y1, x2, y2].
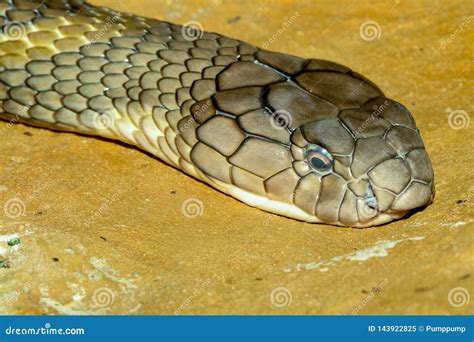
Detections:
[305, 145, 333, 174]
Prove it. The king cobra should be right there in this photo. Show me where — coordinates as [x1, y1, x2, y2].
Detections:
[0, 0, 434, 227]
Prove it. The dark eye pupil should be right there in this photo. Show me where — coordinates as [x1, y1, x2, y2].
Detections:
[304, 144, 333, 174]
[311, 156, 327, 170]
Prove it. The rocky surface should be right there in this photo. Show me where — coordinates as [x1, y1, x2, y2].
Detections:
[0, 0, 472, 314]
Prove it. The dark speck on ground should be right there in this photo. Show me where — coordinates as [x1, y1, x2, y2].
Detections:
[227, 16, 241, 24]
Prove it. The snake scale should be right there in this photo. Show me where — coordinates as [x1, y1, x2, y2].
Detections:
[0, 0, 434, 227]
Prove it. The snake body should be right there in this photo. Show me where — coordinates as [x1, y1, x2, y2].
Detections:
[0, 0, 434, 227]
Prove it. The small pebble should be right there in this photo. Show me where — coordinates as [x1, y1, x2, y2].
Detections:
[7, 237, 20, 247]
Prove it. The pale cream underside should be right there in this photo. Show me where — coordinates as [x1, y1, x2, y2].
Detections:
[3, 112, 408, 227]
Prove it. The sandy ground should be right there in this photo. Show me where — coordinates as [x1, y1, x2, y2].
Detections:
[0, 0, 472, 315]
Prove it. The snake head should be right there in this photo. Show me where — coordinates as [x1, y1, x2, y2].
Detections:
[275, 59, 435, 226]
[254, 52, 434, 226]
[191, 50, 434, 227]
[289, 97, 435, 226]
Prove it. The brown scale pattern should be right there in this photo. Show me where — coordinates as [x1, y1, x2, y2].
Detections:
[0, 0, 434, 226]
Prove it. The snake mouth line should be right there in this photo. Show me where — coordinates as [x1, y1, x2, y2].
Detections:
[208, 176, 411, 228]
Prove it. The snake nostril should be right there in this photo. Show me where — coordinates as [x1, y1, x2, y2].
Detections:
[366, 199, 378, 210]
[364, 182, 379, 210]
